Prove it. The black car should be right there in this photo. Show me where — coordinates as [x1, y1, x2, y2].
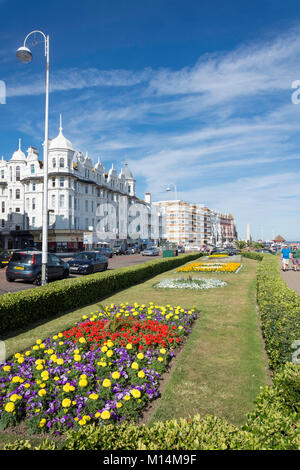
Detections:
[6, 251, 70, 285]
[113, 244, 127, 255]
[0, 251, 12, 268]
[96, 247, 114, 258]
[68, 251, 108, 275]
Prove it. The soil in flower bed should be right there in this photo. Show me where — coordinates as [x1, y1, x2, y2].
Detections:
[0, 303, 197, 436]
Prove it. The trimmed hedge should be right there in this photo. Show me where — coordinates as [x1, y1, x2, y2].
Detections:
[256, 255, 300, 370]
[240, 252, 264, 262]
[0, 252, 203, 336]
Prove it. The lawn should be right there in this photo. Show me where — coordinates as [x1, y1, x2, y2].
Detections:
[0, 256, 270, 446]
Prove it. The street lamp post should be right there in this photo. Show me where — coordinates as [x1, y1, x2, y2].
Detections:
[166, 183, 179, 244]
[16, 31, 50, 286]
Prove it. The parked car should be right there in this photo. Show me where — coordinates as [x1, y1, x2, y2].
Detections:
[177, 245, 185, 254]
[141, 247, 160, 256]
[96, 247, 114, 258]
[6, 251, 70, 285]
[0, 251, 11, 268]
[68, 251, 108, 275]
[126, 245, 140, 254]
[113, 244, 127, 256]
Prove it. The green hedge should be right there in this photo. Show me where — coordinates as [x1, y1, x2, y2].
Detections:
[0, 252, 202, 336]
[256, 255, 300, 370]
[240, 252, 264, 262]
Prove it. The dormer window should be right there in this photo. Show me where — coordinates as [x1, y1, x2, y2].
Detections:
[16, 166, 20, 181]
[30, 164, 35, 175]
[16, 189, 20, 200]
[52, 158, 56, 168]
[59, 158, 64, 168]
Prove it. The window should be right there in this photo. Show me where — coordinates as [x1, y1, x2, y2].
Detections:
[59, 194, 65, 208]
[85, 185, 88, 194]
[52, 195, 55, 209]
[16, 166, 20, 181]
[32, 217, 35, 227]
[32, 183, 36, 191]
[1, 201, 5, 213]
[9, 167, 12, 181]
[85, 200, 89, 212]
[59, 157, 64, 168]
[30, 164, 35, 175]
[52, 177, 55, 187]
[1, 169, 4, 179]
[16, 208, 20, 213]
[59, 177, 64, 188]
[52, 158, 56, 168]
[85, 218, 89, 230]
[9, 189, 12, 198]
[91, 201, 94, 212]
[69, 195, 72, 209]
[1, 219, 4, 228]
[32, 198, 36, 210]
[16, 189, 20, 199]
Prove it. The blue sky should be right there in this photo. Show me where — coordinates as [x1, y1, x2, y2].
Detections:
[1, 0, 300, 240]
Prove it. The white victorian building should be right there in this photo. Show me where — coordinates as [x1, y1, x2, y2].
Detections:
[0, 120, 164, 251]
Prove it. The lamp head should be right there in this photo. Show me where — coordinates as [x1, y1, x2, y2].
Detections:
[166, 187, 171, 192]
[16, 46, 32, 63]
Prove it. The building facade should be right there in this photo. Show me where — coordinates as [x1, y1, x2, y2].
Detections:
[0, 124, 164, 251]
[154, 200, 237, 247]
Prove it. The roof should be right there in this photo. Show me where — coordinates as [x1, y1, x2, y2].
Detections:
[273, 235, 286, 242]
[123, 162, 134, 179]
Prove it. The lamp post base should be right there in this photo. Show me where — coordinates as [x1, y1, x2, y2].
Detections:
[41, 263, 48, 286]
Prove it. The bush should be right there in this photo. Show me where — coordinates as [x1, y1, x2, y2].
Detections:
[0, 253, 202, 336]
[240, 252, 264, 262]
[256, 255, 300, 370]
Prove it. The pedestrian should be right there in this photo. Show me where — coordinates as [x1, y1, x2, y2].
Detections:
[292, 246, 300, 271]
[280, 244, 292, 271]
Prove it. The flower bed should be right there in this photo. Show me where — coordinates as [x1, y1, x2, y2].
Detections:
[0, 303, 197, 434]
[154, 278, 227, 290]
[177, 262, 241, 273]
[209, 254, 228, 258]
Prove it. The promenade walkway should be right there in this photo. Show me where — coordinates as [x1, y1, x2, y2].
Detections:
[280, 263, 300, 296]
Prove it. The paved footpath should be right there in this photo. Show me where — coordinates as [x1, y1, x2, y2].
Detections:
[280, 261, 300, 296]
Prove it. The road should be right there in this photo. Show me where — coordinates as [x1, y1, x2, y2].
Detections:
[0, 253, 162, 296]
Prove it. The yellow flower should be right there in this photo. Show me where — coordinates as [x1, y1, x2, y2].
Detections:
[62, 398, 71, 408]
[79, 419, 86, 426]
[131, 362, 139, 370]
[137, 353, 144, 360]
[124, 395, 131, 401]
[89, 393, 99, 400]
[54, 376, 59, 381]
[138, 370, 145, 379]
[111, 371, 120, 380]
[36, 339, 42, 345]
[157, 357, 163, 362]
[5, 402, 15, 413]
[160, 348, 166, 354]
[79, 379, 88, 388]
[130, 389, 141, 399]
[102, 379, 111, 388]
[11, 376, 23, 384]
[39, 419, 46, 428]
[95, 412, 101, 418]
[126, 343, 132, 350]
[57, 358, 64, 365]
[17, 357, 24, 364]
[50, 354, 57, 362]
[24, 383, 30, 389]
[38, 389, 46, 397]
[9, 394, 21, 402]
[101, 346, 108, 353]
[79, 337, 86, 344]
[32, 345, 39, 350]
[3, 365, 10, 372]
[100, 410, 111, 420]
[36, 364, 43, 371]
[116, 402, 122, 408]
[106, 350, 113, 357]
[74, 354, 82, 362]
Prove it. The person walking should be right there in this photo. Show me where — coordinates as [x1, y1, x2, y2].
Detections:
[280, 244, 292, 271]
[292, 246, 300, 271]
